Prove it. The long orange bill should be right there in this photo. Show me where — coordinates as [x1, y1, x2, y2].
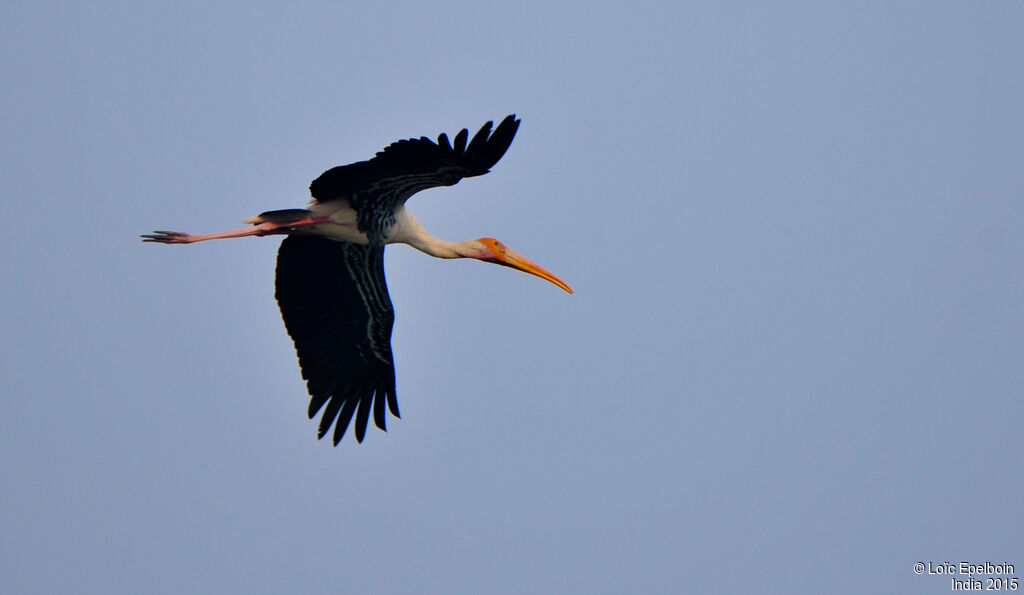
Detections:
[494, 247, 573, 294]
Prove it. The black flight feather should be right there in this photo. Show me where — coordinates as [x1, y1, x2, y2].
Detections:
[276, 236, 398, 444]
[307, 115, 520, 245]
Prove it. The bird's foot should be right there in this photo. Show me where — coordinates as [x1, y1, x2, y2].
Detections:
[140, 231, 195, 244]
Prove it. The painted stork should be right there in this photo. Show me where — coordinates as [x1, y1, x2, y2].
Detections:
[142, 115, 572, 445]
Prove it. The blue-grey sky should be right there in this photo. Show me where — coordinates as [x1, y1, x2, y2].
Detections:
[2, 2, 1021, 593]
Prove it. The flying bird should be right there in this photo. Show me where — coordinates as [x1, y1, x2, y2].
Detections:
[142, 115, 572, 445]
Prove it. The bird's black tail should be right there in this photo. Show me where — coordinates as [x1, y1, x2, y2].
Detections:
[242, 208, 313, 225]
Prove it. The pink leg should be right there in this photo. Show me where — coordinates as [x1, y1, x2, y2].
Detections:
[141, 217, 330, 244]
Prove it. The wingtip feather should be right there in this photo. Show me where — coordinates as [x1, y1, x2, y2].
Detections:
[453, 128, 468, 154]
[466, 120, 494, 156]
[317, 396, 344, 440]
[354, 386, 373, 443]
[387, 388, 401, 418]
[474, 114, 520, 170]
[373, 386, 388, 431]
[307, 393, 330, 419]
[332, 397, 359, 445]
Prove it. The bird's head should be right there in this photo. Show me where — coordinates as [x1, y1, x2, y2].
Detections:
[471, 237, 573, 294]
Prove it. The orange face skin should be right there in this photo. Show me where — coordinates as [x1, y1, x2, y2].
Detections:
[476, 237, 573, 294]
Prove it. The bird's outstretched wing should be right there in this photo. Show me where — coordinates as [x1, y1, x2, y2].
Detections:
[275, 235, 399, 444]
[309, 114, 521, 244]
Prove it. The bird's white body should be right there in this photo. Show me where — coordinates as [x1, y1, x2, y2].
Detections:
[307, 199, 368, 243]
[261, 200, 481, 259]
[243, 199, 373, 245]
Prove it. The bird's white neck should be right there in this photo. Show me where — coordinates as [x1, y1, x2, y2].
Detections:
[389, 209, 487, 259]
